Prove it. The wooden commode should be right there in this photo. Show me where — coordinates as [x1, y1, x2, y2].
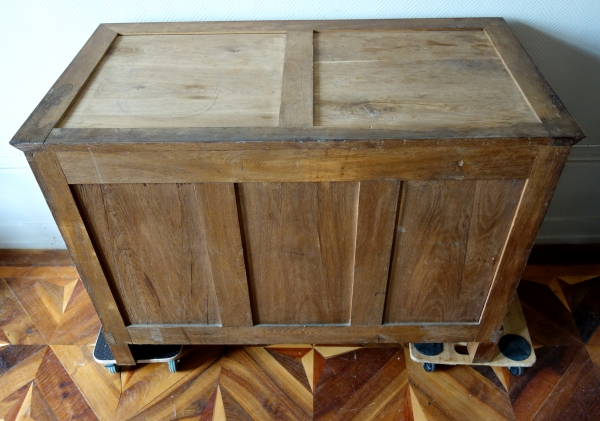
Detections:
[11, 18, 584, 366]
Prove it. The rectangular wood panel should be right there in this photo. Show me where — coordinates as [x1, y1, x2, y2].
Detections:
[59, 34, 286, 128]
[314, 30, 540, 130]
[238, 182, 359, 324]
[73, 183, 220, 325]
[55, 145, 536, 184]
[351, 181, 401, 325]
[384, 179, 525, 323]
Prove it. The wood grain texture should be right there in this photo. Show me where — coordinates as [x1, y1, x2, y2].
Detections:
[484, 21, 585, 140]
[48, 280, 101, 345]
[314, 30, 541, 131]
[406, 348, 516, 420]
[51, 345, 120, 421]
[195, 183, 253, 327]
[220, 348, 312, 421]
[127, 324, 480, 345]
[6, 278, 69, 343]
[314, 347, 409, 421]
[24, 151, 133, 364]
[350, 181, 400, 326]
[55, 145, 536, 184]
[59, 34, 286, 129]
[0, 250, 73, 267]
[238, 182, 358, 324]
[0, 279, 46, 345]
[385, 179, 524, 323]
[34, 348, 99, 420]
[9, 25, 118, 150]
[73, 183, 220, 325]
[477, 146, 571, 341]
[0, 347, 46, 417]
[279, 31, 313, 127]
[125, 346, 223, 421]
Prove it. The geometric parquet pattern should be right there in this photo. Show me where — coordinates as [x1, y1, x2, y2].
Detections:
[1, 260, 600, 420]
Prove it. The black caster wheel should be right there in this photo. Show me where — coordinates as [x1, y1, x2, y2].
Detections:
[168, 359, 178, 373]
[422, 362, 436, 372]
[105, 364, 120, 374]
[508, 366, 524, 376]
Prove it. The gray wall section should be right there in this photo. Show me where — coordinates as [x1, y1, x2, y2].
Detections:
[511, 24, 600, 244]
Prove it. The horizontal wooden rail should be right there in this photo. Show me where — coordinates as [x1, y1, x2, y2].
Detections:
[56, 145, 535, 184]
[127, 324, 480, 345]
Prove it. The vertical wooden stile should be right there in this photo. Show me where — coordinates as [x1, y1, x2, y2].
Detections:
[279, 30, 314, 127]
[26, 151, 135, 365]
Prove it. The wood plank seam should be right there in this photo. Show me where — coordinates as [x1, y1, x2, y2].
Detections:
[381, 182, 405, 325]
[233, 182, 258, 324]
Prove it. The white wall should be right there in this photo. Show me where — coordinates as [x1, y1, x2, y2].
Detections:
[2, 0, 599, 248]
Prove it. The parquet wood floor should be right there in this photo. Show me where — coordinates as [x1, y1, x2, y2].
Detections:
[1, 252, 599, 420]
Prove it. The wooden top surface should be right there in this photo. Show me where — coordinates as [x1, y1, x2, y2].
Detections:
[11, 19, 584, 150]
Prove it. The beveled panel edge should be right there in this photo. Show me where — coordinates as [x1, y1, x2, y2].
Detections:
[484, 20, 585, 143]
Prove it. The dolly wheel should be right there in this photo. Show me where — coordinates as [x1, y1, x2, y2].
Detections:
[422, 362, 436, 372]
[168, 360, 178, 373]
[106, 364, 119, 374]
[508, 366, 524, 376]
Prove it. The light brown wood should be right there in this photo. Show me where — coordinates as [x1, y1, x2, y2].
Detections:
[314, 30, 541, 131]
[54, 145, 536, 184]
[238, 182, 358, 324]
[279, 31, 313, 127]
[24, 151, 134, 365]
[195, 183, 253, 327]
[10, 25, 118, 150]
[350, 181, 400, 326]
[476, 146, 571, 340]
[385, 179, 525, 323]
[72, 184, 220, 325]
[127, 324, 480, 345]
[59, 34, 286, 129]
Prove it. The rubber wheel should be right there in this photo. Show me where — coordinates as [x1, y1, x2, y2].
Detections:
[106, 364, 119, 374]
[508, 366, 524, 376]
[422, 362, 436, 372]
[168, 359, 178, 373]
